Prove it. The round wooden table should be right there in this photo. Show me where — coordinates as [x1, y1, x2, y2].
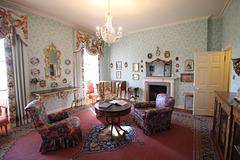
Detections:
[94, 101, 132, 140]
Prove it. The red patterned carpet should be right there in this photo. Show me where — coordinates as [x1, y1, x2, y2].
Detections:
[1, 105, 208, 160]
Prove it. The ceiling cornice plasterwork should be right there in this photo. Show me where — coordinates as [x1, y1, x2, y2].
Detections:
[1, 0, 230, 36]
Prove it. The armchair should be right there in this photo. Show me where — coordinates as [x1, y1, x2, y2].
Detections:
[25, 100, 82, 153]
[0, 105, 8, 135]
[85, 82, 98, 103]
[96, 81, 117, 101]
[133, 94, 175, 135]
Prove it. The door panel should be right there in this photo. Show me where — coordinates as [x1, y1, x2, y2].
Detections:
[194, 51, 225, 116]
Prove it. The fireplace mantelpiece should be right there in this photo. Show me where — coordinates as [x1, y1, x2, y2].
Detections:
[143, 77, 176, 101]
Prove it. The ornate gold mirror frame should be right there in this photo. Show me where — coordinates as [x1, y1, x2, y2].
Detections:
[146, 58, 172, 77]
[44, 43, 61, 80]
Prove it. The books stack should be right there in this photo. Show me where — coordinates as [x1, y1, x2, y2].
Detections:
[109, 100, 128, 106]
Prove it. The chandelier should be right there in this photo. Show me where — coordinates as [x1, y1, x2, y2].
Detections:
[96, 0, 122, 44]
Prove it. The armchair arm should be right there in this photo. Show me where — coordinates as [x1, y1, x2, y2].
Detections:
[48, 110, 69, 123]
[133, 101, 156, 108]
[38, 117, 80, 139]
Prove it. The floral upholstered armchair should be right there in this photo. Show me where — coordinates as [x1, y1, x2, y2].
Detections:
[96, 81, 117, 101]
[25, 100, 82, 153]
[134, 94, 175, 135]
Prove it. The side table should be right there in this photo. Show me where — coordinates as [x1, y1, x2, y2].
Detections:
[183, 92, 193, 110]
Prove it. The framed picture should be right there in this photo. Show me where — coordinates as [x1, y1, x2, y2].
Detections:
[124, 62, 128, 68]
[116, 71, 121, 79]
[132, 63, 139, 72]
[132, 74, 139, 80]
[180, 73, 194, 82]
[149, 65, 155, 72]
[116, 61, 122, 70]
[184, 59, 194, 71]
[164, 51, 170, 58]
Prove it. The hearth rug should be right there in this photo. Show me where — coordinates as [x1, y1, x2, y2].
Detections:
[63, 119, 143, 160]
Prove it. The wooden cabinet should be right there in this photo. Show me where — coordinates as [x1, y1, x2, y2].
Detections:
[229, 107, 240, 160]
[212, 91, 240, 160]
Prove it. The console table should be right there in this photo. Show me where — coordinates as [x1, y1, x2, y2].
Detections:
[32, 87, 80, 108]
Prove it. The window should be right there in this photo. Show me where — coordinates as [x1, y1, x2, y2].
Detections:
[83, 48, 99, 84]
[0, 38, 8, 106]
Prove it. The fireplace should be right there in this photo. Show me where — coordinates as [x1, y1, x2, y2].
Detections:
[143, 77, 175, 101]
[149, 83, 170, 101]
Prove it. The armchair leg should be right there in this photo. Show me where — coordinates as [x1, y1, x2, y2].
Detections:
[5, 125, 8, 135]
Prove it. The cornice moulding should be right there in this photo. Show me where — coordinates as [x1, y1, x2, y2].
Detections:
[1, 0, 94, 35]
[125, 15, 211, 36]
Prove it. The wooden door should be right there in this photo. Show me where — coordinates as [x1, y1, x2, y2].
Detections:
[194, 51, 225, 116]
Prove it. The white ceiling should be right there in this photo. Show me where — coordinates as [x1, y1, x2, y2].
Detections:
[2, 0, 228, 36]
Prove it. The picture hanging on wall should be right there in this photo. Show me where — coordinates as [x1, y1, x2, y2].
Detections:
[116, 61, 122, 70]
[164, 51, 170, 58]
[184, 59, 194, 71]
[124, 62, 128, 68]
[132, 63, 139, 72]
[116, 71, 121, 79]
[132, 74, 139, 80]
[181, 73, 194, 82]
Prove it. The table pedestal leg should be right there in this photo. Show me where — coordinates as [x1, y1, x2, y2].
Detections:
[100, 116, 128, 140]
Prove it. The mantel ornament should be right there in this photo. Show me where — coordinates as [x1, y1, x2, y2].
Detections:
[232, 58, 240, 76]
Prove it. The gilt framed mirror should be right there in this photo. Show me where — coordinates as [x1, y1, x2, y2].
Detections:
[146, 58, 172, 77]
[44, 43, 61, 80]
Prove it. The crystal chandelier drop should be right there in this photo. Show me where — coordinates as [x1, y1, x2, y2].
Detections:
[96, 0, 122, 44]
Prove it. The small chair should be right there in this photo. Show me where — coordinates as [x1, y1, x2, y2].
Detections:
[133, 94, 175, 135]
[0, 105, 9, 135]
[96, 81, 117, 101]
[25, 100, 82, 153]
[86, 82, 98, 103]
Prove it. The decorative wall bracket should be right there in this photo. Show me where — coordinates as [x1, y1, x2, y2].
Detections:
[232, 58, 240, 76]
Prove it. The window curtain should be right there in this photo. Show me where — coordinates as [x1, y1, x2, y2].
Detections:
[74, 30, 103, 105]
[73, 48, 85, 106]
[0, 7, 29, 127]
[4, 35, 30, 127]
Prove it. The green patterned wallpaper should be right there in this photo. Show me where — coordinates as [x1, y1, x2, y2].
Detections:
[108, 19, 208, 107]
[208, 19, 222, 51]
[1, 4, 75, 112]
[222, 0, 240, 92]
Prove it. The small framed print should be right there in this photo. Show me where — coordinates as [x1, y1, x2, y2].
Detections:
[132, 74, 139, 80]
[164, 51, 170, 58]
[149, 65, 155, 72]
[132, 63, 139, 72]
[147, 53, 152, 59]
[116, 71, 121, 79]
[181, 73, 194, 82]
[124, 62, 128, 68]
[116, 61, 122, 70]
[184, 59, 194, 71]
